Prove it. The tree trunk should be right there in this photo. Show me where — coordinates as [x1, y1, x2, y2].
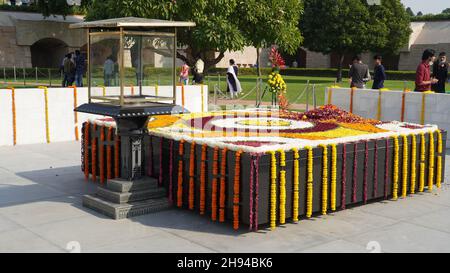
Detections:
[337, 53, 344, 83]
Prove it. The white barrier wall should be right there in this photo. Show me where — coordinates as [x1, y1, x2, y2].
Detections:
[0, 85, 208, 146]
[326, 87, 450, 148]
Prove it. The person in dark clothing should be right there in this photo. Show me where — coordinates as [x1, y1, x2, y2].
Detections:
[432, 52, 448, 93]
[74, 50, 85, 87]
[349, 55, 370, 88]
[415, 49, 438, 92]
[372, 55, 386, 89]
[62, 53, 75, 87]
[226, 59, 241, 98]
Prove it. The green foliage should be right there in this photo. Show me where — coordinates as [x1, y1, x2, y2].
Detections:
[36, 0, 88, 17]
[412, 13, 450, 21]
[442, 8, 450, 14]
[405, 7, 415, 17]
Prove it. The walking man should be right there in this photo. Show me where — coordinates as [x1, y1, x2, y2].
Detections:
[372, 55, 386, 89]
[349, 55, 370, 89]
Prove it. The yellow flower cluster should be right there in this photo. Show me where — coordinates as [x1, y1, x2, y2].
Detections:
[268, 72, 287, 94]
[419, 132, 426, 192]
[401, 135, 408, 198]
[320, 144, 328, 215]
[393, 136, 399, 200]
[292, 148, 300, 222]
[269, 151, 277, 230]
[306, 146, 314, 218]
[428, 132, 435, 191]
[331, 144, 337, 211]
[410, 134, 417, 194]
[278, 150, 286, 225]
[437, 130, 443, 189]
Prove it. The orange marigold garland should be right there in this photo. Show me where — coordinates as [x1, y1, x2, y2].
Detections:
[211, 147, 219, 221]
[99, 125, 105, 184]
[233, 150, 243, 230]
[219, 148, 228, 222]
[84, 122, 90, 181]
[177, 140, 185, 207]
[91, 123, 97, 182]
[200, 144, 208, 215]
[10, 87, 17, 145]
[188, 142, 196, 210]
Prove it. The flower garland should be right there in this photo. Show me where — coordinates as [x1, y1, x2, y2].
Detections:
[437, 130, 443, 189]
[219, 148, 228, 222]
[349, 87, 356, 113]
[159, 137, 164, 186]
[419, 132, 426, 192]
[72, 86, 79, 141]
[292, 148, 300, 222]
[233, 150, 243, 230]
[188, 141, 196, 210]
[279, 150, 287, 224]
[384, 138, 390, 199]
[410, 134, 417, 194]
[106, 127, 113, 180]
[168, 140, 174, 205]
[352, 142, 358, 203]
[200, 144, 207, 215]
[249, 155, 255, 231]
[401, 135, 408, 198]
[9, 87, 17, 146]
[363, 141, 369, 204]
[99, 126, 105, 184]
[269, 151, 277, 230]
[373, 141, 378, 198]
[341, 144, 347, 209]
[148, 136, 153, 177]
[254, 155, 260, 231]
[392, 136, 399, 200]
[400, 92, 406, 122]
[211, 147, 219, 221]
[376, 90, 382, 121]
[331, 144, 337, 211]
[43, 86, 50, 143]
[84, 122, 90, 181]
[91, 123, 97, 182]
[320, 144, 328, 215]
[114, 135, 120, 178]
[306, 146, 314, 218]
[428, 132, 435, 191]
[177, 140, 185, 207]
[420, 92, 427, 125]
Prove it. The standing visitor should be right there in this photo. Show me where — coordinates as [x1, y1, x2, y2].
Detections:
[62, 53, 75, 87]
[432, 52, 448, 93]
[104, 56, 115, 87]
[415, 49, 438, 92]
[179, 62, 189, 85]
[74, 50, 85, 87]
[349, 55, 370, 88]
[192, 56, 204, 84]
[226, 59, 241, 99]
[372, 55, 386, 89]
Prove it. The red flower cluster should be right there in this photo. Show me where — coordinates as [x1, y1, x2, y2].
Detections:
[300, 104, 380, 124]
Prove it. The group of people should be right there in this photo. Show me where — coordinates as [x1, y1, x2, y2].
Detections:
[349, 50, 449, 93]
[179, 58, 241, 99]
[415, 49, 448, 93]
[61, 50, 85, 87]
[348, 54, 387, 90]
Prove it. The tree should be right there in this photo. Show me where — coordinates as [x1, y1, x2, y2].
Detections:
[406, 7, 415, 17]
[417, 11, 423, 16]
[236, 0, 303, 77]
[442, 8, 450, 14]
[36, 0, 90, 17]
[301, 0, 411, 82]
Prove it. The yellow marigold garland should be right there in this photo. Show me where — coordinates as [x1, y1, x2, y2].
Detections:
[437, 130, 443, 188]
[331, 144, 337, 211]
[320, 144, 328, 215]
[269, 151, 277, 230]
[401, 135, 408, 198]
[306, 146, 314, 218]
[278, 150, 286, 225]
[428, 131, 435, 191]
[410, 134, 417, 194]
[392, 136, 399, 200]
[419, 132, 426, 192]
[292, 148, 300, 222]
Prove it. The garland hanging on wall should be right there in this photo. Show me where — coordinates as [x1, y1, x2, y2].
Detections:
[428, 132, 435, 191]
[352, 142, 358, 203]
[401, 135, 408, 198]
[200, 144, 208, 215]
[279, 150, 287, 224]
[410, 134, 417, 194]
[331, 144, 337, 211]
[320, 145, 328, 215]
[373, 140, 378, 198]
[189, 141, 196, 210]
[168, 140, 174, 205]
[419, 132, 426, 192]
[392, 136, 399, 200]
[177, 140, 185, 207]
[363, 141, 369, 204]
[292, 148, 300, 222]
[384, 138, 390, 199]
[211, 147, 219, 221]
[219, 148, 228, 222]
[99, 126, 105, 184]
[84, 122, 90, 181]
[233, 150, 243, 230]
[269, 151, 277, 230]
[106, 127, 113, 180]
[437, 130, 443, 189]
[91, 123, 97, 182]
[341, 144, 347, 209]
[306, 146, 314, 218]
